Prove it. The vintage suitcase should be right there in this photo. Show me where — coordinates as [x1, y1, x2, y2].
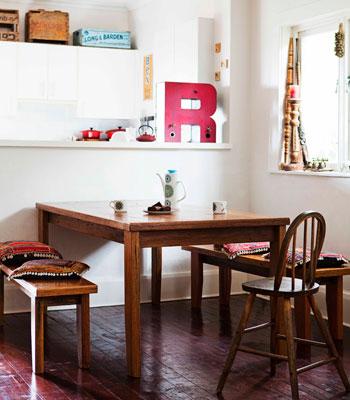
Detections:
[0, 9, 19, 41]
[25, 9, 69, 44]
[73, 29, 131, 49]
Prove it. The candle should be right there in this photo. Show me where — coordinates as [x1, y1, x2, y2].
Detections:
[289, 85, 300, 99]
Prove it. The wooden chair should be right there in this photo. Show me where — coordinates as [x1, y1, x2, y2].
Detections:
[0, 263, 97, 374]
[216, 211, 350, 399]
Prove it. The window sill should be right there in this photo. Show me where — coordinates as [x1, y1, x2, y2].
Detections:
[270, 170, 350, 178]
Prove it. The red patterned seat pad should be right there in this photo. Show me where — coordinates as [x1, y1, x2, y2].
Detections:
[222, 242, 270, 259]
[222, 242, 348, 268]
[0, 241, 62, 267]
[8, 259, 89, 280]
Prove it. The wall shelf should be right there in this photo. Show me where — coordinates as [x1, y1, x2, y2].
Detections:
[0, 140, 232, 150]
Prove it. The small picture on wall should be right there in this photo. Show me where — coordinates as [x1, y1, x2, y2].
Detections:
[143, 54, 153, 100]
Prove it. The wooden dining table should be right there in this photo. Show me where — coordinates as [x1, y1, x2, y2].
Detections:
[36, 201, 290, 378]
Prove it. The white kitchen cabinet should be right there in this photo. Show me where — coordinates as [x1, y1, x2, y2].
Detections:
[0, 42, 17, 117]
[154, 27, 175, 83]
[17, 43, 47, 100]
[77, 47, 138, 119]
[17, 43, 78, 102]
[47, 45, 78, 101]
[154, 18, 214, 85]
[174, 18, 214, 83]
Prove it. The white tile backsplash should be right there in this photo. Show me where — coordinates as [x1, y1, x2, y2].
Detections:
[0, 102, 137, 141]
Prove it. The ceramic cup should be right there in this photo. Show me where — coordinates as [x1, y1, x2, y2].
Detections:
[109, 200, 127, 213]
[213, 201, 227, 214]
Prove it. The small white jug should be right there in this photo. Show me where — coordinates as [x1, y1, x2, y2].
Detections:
[156, 170, 186, 208]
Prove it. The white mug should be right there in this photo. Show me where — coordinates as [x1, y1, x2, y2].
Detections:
[213, 201, 227, 214]
[109, 200, 127, 213]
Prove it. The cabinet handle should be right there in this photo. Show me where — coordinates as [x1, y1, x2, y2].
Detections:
[41, 81, 46, 98]
[49, 82, 55, 99]
[11, 97, 17, 116]
[77, 100, 85, 117]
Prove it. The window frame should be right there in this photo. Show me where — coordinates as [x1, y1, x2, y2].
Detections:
[287, 15, 350, 172]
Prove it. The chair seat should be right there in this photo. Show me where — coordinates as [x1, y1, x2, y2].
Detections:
[242, 277, 319, 297]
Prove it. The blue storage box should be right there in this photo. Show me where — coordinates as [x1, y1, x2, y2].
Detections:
[73, 29, 131, 49]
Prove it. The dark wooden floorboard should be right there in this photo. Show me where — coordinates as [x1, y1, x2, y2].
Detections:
[0, 295, 349, 399]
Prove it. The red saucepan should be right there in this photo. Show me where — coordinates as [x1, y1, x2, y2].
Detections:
[105, 127, 126, 140]
[81, 128, 103, 139]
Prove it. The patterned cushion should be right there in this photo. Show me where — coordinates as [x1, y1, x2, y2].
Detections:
[263, 248, 348, 268]
[0, 241, 62, 267]
[286, 249, 311, 266]
[222, 242, 270, 259]
[8, 259, 89, 280]
[317, 252, 348, 268]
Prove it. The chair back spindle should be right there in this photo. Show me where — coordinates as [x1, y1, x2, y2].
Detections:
[274, 211, 326, 293]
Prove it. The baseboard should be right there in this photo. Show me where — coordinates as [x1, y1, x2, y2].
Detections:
[3, 269, 246, 314]
[5, 272, 349, 328]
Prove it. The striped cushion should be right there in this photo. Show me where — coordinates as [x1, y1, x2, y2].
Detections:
[0, 241, 62, 267]
[263, 248, 348, 268]
[8, 259, 89, 280]
[222, 242, 270, 259]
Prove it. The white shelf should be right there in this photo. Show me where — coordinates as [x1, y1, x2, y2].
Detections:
[0, 140, 232, 150]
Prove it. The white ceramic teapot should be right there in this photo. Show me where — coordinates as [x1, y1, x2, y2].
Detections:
[156, 170, 186, 208]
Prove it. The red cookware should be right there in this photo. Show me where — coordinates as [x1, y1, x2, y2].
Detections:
[136, 124, 156, 142]
[106, 127, 126, 140]
[81, 128, 103, 139]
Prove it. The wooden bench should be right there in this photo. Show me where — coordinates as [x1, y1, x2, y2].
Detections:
[0, 263, 97, 374]
[182, 245, 350, 354]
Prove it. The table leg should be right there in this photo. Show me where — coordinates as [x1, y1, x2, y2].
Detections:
[219, 268, 232, 307]
[269, 226, 286, 276]
[270, 226, 287, 355]
[0, 271, 4, 327]
[326, 277, 343, 354]
[124, 231, 141, 378]
[294, 295, 311, 358]
[151, 248, 162, 306]
[191, 252, 203, 310]
[38, 209, 49, 244]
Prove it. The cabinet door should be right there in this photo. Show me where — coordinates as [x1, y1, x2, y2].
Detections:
[0, 42, 17, 116]
[173, 18, 214, 83]
[17, 43, 47, 100]
[78, 47, 137, 119]
[48, 45, 78, 101]
[154, 27, 175, 83]
[174, 20, 198, 82]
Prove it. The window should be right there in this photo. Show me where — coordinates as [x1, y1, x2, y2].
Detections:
[290, 19, 350, 171]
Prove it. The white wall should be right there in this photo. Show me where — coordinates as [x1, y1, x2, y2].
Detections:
[0, 0, 252, 312]
[250, 0, 350, 321]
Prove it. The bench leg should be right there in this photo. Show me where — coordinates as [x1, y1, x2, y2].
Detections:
[326, 277, 343, 354]
[294, 295, 311, 359]
[219, 268, 232, 307]
[0, 271, 4, 327]
[191, 253, 203, 310]
[77, 294, 90, 369]
[31, 298, 45, 374]
[151, 247, 162, 306]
